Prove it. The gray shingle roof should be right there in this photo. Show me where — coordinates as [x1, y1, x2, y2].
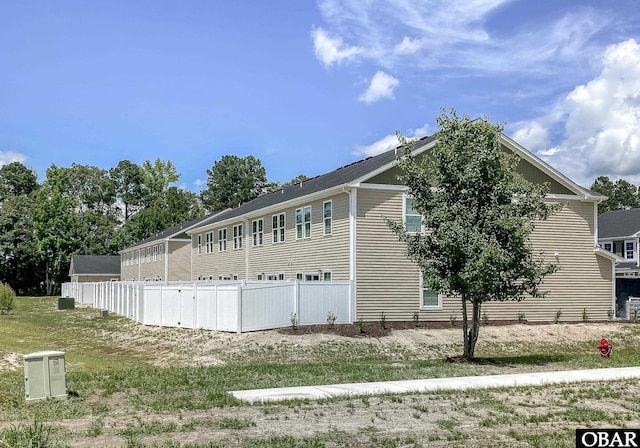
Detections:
[70, 255, 121, 275]
[598, 208, 640, 239]
[190, 135, 435, 230]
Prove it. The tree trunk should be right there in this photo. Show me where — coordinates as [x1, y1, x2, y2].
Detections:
[462, 295, 470, 357]
[463, 298, 482, 358]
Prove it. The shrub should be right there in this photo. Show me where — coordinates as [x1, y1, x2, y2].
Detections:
[413, 311, 420, 328]
[582, 308, 589, 323]
[0, 283, 15, 314]
[326, 311, 337, 328]
[356, 317, 366, 334]
[517, 312, 527, 323]
[289, 312, 297, 330]
[379, 311, 387, 329]
[553, 309, 562, 324]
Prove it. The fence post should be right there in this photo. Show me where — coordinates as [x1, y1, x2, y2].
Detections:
[294, 280, 300, 325]
[236, 283, 242, 334]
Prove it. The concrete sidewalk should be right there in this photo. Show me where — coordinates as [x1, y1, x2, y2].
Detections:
[230, 366, 640, 404]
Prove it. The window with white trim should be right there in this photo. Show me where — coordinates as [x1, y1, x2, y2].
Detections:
[267, 274, 278, 280]
[323, 201, 332, 235]
[233, 224, 243, 249]
[205, 231, 214, 254]
[296, 205, 311, 239]
[420, 275, 442, 309]
[159, 244, 163, 261]
[257, 274, 264, 281]
[153, 245, 158, 262]
[252, 219, 263, 247]
[626, 240, 636, 260]
[218, 228, 227, 252]
[404, 195, 422, 234]
[197, 235, 202, 255]
[278, 273, 285, 281]
[272, 213, 285, 243]
[304, 272, 321, 281]
[296, 273, 303, 281]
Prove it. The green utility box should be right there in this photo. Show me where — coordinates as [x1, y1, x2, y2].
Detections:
[24, 351, 67, 402]
[58, 297, 75, 310]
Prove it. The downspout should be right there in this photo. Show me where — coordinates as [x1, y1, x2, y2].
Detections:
[164, 240, 169, 281]
[242, 216, 250, 280]
[343, 186, 357, 323]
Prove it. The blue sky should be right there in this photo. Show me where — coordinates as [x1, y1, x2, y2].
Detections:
[1, 1, 640, 191]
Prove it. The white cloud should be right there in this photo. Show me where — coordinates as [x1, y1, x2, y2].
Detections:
[193, 178, 205, 188]
[394, 36, 424, 55]
[510, 120, 549, 152]
[0, 151, 27, 166]
[510, 39, 640, 185]
[355, 124, 430, 157]
[359, 71, 399, 103]
[311, 26, 361, 66]
[313, 1, 609, 76]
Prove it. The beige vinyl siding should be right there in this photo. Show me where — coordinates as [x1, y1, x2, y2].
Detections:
[356, 188, 424, 320]
[120, 256, 138, 281]
[192, 226, 246, 280]
[191, 192, 350, 281]
[250, 193, 349, 280]
[138, 246, 164, 280]
[479, 200, 611, 322]
[167, 240, 192, 281]
[515, 159, 574, 195]
[356, 189, 613, 322]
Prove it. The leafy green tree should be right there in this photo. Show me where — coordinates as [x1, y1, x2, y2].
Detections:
[119, 187, 203, 245]
[0, 162, 39, 202]
[110, 160, 146, 220]
[0, 193, 45, 295]
[200, 155, 271, 212]
[591, 176, 640, 213]
[281, 174, 309, 188]
[388, 110, 559, 358]
[141, 158, 180, 205]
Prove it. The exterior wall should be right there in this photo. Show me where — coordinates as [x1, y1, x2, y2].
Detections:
[191, 192, 350, 282]
[71, 274, 120, 282]
[120, 242, 167, 281]
[356, 188, 613, 322]
[167, 240, 192, 281]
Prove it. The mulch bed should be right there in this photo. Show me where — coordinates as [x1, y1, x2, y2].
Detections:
[276, 319, 615, 339]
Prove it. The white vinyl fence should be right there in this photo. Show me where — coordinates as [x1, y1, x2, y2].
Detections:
[61, 280, 353, 333]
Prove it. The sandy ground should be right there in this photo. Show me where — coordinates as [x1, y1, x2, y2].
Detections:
[3, 321, 639, 446]
[1, 321, 634, 371]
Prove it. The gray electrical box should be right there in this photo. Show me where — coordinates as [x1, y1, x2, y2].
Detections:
[24, 351, 67, 402]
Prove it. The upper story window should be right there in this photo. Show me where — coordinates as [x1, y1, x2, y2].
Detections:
[626, 240, 636, 260]
[272, 213, 285, 243]
[603, 242, 612, 252]
[233, 224, 243, 250]
[218, 228, 227, 252]
[205, 231, 214, 254]
[252, 219, 263, 247]
[296, 205, 311, 239]
[404, 195, 422, 234]
[323, 201, 332, 235]
[153, 245, 158, 262]
[197, 235, 202, 255]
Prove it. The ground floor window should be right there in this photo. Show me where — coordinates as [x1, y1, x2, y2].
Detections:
[420, 275, 442, 309]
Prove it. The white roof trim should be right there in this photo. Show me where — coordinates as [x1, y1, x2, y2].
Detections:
[594, 246, 624, 262]
[499, 134, 599, 200]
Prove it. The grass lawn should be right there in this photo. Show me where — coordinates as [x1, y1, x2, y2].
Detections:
[1, 296, 639, 447]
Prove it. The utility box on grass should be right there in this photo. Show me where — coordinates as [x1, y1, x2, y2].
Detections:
[24, 351, 67, 402]
[58, 297, 75, 310]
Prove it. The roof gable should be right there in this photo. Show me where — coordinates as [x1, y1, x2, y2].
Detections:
[188, 131, 602, 233]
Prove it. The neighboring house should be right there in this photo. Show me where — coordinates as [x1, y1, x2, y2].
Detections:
[598, 208, 640, 313]
[186, 133, 616, 322]
[119, 212, 227, 281]
[69, 255, 121, 282]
